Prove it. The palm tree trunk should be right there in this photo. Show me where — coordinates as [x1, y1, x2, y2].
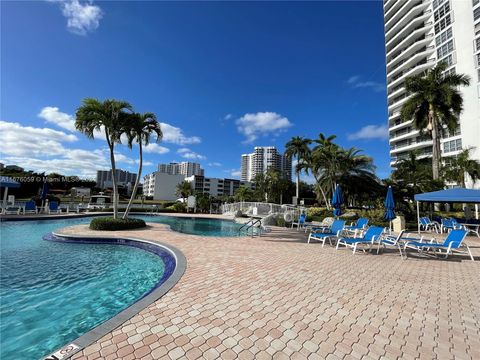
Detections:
[106, 137, 118, 220]
[430, 109, 440, 180]
[123, 142, 142, 219]
[313, 174, 330, 209]
[295, 171, 300, 204]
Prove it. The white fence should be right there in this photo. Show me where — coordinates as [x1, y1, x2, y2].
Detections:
[221, 202, 305, 219]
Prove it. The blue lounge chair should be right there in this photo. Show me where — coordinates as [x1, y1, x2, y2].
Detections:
[291, 213, 306, 231]
[440, 218, 463, 233]
[307, 219, 346, 246]
[336, 226, 385, 254]
[23, 200, 38, 214]
[48, 201, 61, 214]
[344, 218, 369, 235]
[419, 217, 440, 233]
[403, 229, 473, 261]
[376, 230, 426, 259]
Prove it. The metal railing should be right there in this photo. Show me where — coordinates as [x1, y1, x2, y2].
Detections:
[221, 202, 305, 219]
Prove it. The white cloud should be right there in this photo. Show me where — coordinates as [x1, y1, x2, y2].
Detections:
[208, 162, 222, 167]
[0, 120, 110, 178]
[235, 112, 292, 143]
[38, 106, 76, 132]
[224, 168, 241, 178]
[143, 143, 170, 154]
[50, 0, 103, 36]
[160, 122, 201, 145]
[347, 124, 389, 141]
[347, 75, 385, 92]
[224, 114, 233, 120]
[177, 148, 206, 160]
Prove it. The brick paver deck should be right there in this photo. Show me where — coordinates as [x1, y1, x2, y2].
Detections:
[61, 220, 480, 360]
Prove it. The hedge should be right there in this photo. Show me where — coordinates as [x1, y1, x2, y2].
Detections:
[89, 217, 147, 231]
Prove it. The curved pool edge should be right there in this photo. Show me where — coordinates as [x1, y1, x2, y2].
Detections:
[41, 231, 187, 360]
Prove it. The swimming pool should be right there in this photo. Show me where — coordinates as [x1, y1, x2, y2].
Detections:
[0, 215, 241, 359]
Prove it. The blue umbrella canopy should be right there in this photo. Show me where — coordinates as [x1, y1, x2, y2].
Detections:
[332, 184, 344, 217]
[384, 186, 396, 221]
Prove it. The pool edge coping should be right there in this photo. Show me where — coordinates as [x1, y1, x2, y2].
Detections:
[42, 231, 187, 360]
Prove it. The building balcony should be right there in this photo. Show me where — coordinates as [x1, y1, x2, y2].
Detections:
[389, 119, 412, 131]
[387, 57, 435, 91]
[387, 46, 435, 83]
[386, 11, 432, 48]
[389, 129, 419, 143]
[387, 34, 434, 70]
[390, 139, 432, 154]
[384, 0, 408, 22]
[385, 0, 424, 32]
[385, 2, 431, 42]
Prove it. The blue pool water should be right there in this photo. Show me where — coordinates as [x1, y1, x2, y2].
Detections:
[0, 215, 242, 360]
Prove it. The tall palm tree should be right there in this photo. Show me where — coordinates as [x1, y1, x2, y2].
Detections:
[285, 136, 312, 203]
[122, 112, 162, 219]
[443, 148, 480, 188]
[400, 62, 470, 180]
[176, 180, 192, 203]
[75, 98, 133, 219]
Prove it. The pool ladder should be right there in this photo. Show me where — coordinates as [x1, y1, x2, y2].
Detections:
[238, 218, 263, 237]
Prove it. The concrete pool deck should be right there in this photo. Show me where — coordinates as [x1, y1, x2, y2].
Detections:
[54, 218, 480, 360]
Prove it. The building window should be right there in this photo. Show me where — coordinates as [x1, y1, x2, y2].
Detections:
[434, 2, 450, 22]
[434, 14, 452, 34]
[437, 39, 454, 58]
[439, 53, 455, 67]
[433, 0, 448, 10]
[475, 6, 480, 22]
[443, 139, 462, 153]
[435, 27, 453, 47]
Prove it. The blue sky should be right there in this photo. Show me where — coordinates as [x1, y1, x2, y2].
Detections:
[1, 0, 390, 181]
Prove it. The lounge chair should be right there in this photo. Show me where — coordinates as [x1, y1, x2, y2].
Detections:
[419, 217, 440, 233]
[440, 218, 463, 233]
[23, 200, 38, 214]
[344, 218, 369, 236]
[336, 226, 385, 254]
[376, 230, 425, 258]
[403, 229, 473, 261]
[48, 201, 61, 214]
[307, 220, 346, 246]
[291, 214, 306, 231]
[2, 205, 21, 215]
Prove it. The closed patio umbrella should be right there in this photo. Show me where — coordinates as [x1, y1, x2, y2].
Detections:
[384, 186, 396, 232]
[332, 184, 343, 218]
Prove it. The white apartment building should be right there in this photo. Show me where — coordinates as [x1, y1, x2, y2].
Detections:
[240, 146, 292, 182]
[157, 162, 204, 177]
[185, 175, 255, 198]
[384, 0, 480, 187]
[143, 172, 185, 201]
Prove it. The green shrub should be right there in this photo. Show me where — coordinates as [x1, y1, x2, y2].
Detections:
[89, 217, 147, 231]
[166, 202, 186, 213]
[276, 215, 287, 228]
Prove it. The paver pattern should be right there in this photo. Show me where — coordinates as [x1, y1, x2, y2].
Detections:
[61, 218, 480, 360]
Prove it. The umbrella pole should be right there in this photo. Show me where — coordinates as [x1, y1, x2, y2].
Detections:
[417, 201, 420, 235]
[3, 187, 8, 208]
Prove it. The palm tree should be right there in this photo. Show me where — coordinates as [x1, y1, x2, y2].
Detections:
[401, 62, 470, 180]
[75, 98, 133, 219]
[234, 185, 253, 202]
[176, 180, 192, 203]
[122, 112, 162, 219]
[443, 148, 480, 188]
[285, 136, 312, 203]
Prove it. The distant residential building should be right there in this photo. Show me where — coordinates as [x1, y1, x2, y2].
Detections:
[157, 161, 204, 177]
[96, 169, 137, 189]
[240, 146, 292, 182]
[70, 187, 91, 197]
[4, 165, 24, 172]
[185, 175, 254, 198]
[143, 172, 185, 201]
[0, 163, 4, 171]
